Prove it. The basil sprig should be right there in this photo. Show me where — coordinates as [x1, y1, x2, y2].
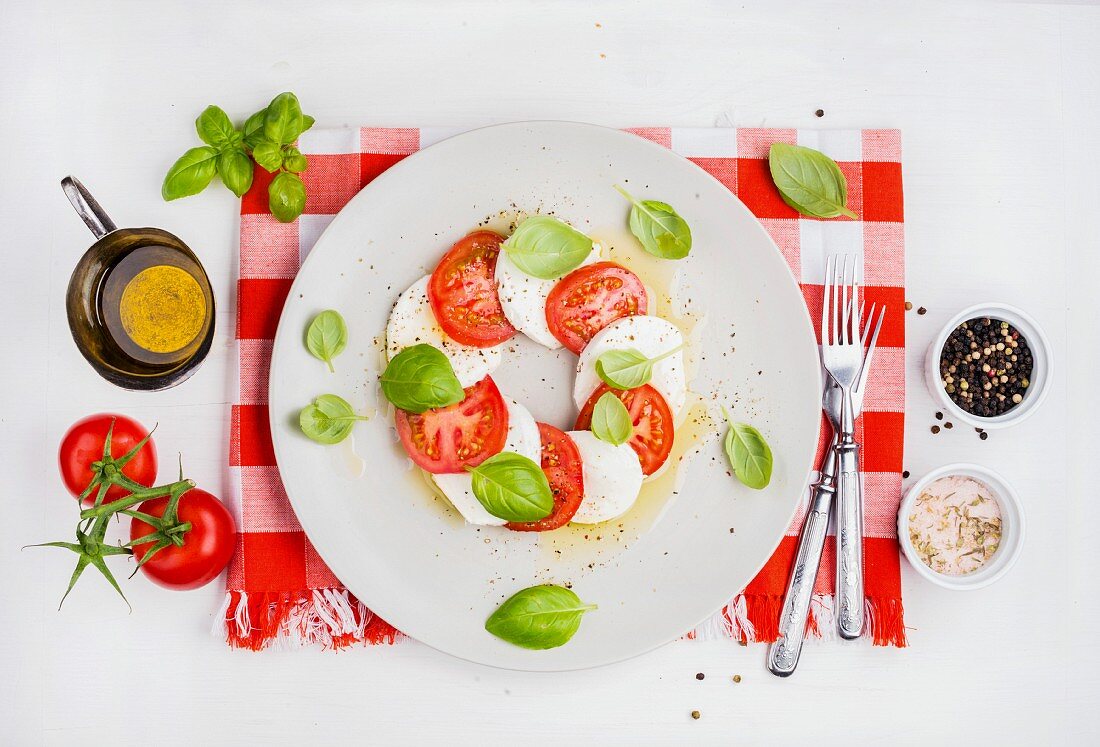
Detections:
[590, 392, 632, 446]
[467, 452, 554, 522]
[379, 344, 464, 414]
[485, 584, 597, 650]
[595, 344, 683, 390]
[299, 394, 368, 444]
[502, 216, 594, 280]
[722, 407, 773, 490]
[163, 92, 314, 222]
[305, 310, 348, 373]
[614, 185, 692, 260]
[767, 143, 858, 219]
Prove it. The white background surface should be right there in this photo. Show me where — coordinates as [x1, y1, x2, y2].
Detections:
[1, 0, 1096, 743]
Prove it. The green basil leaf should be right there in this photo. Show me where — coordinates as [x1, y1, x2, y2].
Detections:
[162, 146, 219, 200]
[767, 143, 858, 219]
[299, 394, 368, 445]
[485, 584, 596, 650]
[614, 185, 692, 260]
[268, 171, 306, 222]
[590, 392, 632, 446]
[596, 348, 653, 390]
[252, 139, 284, 172]
[305, 310, 347, 372]
[301, 114, 316, 133]
[242, 108, 268, 150]
[216, 147, 254, 198]
[722, 409, 773, 489]
[379, 343, 464, 414]
[467, 452, 553, 522]
[263, 92, 305, 145]
[283, 146, 308, 174]
[502, 215, 593, 280]
[195, 105, 237, 148]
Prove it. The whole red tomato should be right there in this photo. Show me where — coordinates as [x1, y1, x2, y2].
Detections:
[59, 414, 158, 504]
[129, 489, 236, 590]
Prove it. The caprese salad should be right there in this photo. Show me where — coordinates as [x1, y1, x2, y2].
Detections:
[379, 206, 693, 532]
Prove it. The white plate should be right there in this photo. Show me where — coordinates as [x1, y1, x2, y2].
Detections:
[268, 122, 821, 670]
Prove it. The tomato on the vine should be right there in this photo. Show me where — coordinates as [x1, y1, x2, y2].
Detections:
[59, 413, 158, 504]
[129, 489, 236, 590]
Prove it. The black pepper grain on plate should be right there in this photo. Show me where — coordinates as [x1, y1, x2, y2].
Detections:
[940, 317, 1033, 417]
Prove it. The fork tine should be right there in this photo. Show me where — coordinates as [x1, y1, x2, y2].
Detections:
[840, 255, 850, 345]
[852, 256, 861, 345]
[822, 255, 834, 345]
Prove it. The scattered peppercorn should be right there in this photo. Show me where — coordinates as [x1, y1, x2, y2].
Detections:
[732, 674, 742, 683]
[917, 306, 927, 315]
[696, 672, 705, 680]
[944, 421, 953, 429]
[691, 710, 701, 720]
[935, 411, 943, 420]
[939, 317, 1033, 417]
[902, 470, 910, 478]
[815, 109, 824, 117]
[905, 301, 913, 311]
[979, 431, 988, 440]
[931, 425, 940, 434]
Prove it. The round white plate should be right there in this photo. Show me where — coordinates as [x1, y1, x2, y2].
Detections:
[268, 122, 821, 670]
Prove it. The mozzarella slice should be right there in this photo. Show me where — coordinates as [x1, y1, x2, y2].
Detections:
[495, 243, 602, 350]
[386, 275, 503, 388]
[432, 398, 541, 526]
[568, 430, 644, 524]
[573, 315, 687, 417]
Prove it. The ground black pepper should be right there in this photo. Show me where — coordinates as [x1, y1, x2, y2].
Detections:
[939, 317, 1033, 417]
[695, 672, 704, 680]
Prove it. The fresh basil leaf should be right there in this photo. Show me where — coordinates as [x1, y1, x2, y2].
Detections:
[305, 310, 347, 372]
[485, 584, 596, 650]
[162, 146, 219, 200]
[252, 139, 284, 172]
[195, 105, 237, 148]
[264, 92, 305, 145]
[268, 171, 306, 222]
[722, 409, 773, 489]
[595, 345, 683, 390]
[467, 452, 553, 522]
[502, 215, 593, 280]
[767, 143, 858, 219]
[242, 108, 268, 149]
[283, 146, 308, 174]
[301, 114, 316, 133]
[614, 185, 692, 260]
[299, 394, 367, 445]
[379, 343, 464, 414]
[590, 392, 633, 445]
[216, 147, 254, 198]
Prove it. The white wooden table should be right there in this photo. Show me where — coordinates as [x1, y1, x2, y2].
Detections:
[1, 1, 1096, 743]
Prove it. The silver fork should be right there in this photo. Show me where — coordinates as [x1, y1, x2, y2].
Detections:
[767, 297, 884, 675]
[821, 255, 867, 639]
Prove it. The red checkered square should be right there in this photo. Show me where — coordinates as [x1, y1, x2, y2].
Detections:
[360, 153, 407, 188]
[861, 162, 904, 222]
[231, 404, 276, 468]
[862, 129, 903, 163]
[863, 222, 906, 286]
[737, 158, 800, 220]
[301, 153, 362, 214]
[689, 157, 737, 195]
[242, 532, 307, 592]
[240, 465, 300, 533]
[863, 347, 905, 412]
[864, 471, 903, 538]
[737, 128, 796, 159]
[238, 338, 273, 405]
[237, 278, 293, 340]
[859, 411, 905, 473]
[758, 218, 801, 270]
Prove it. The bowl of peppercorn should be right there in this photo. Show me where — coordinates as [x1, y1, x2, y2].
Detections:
[925, 302, 1052, 428]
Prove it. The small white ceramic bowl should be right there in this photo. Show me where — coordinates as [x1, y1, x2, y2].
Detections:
[898, 463, 1025, 590]
[923, 302, 1053, 429]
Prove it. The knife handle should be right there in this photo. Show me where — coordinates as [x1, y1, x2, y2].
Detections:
[767, 470, 834, 677]
[835, 440, 865, 639]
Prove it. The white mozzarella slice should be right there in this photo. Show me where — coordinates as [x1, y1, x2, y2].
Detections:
[567, 430, 644, 524]
[573, 315, 687, 416]
[495, 243, 602, 350]
[385, 275, 503, 388]
[432, 398, 541, 526]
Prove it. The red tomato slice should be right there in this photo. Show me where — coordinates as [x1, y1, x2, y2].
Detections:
[545, 261, 648, 354]
[575, 383, 674, 476]
[428, 230, 516, 348]
[506, 423, 585, 532]
[130, 488, 236, 590]
[395, 377, 509, 474]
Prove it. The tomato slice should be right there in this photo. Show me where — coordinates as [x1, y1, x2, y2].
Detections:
[428, 230, 516, 348]
[395, 376, 509, 474]
[506, 423, 585, 532]
[575, 383, 674, 476]
[545, 261, 648, 354]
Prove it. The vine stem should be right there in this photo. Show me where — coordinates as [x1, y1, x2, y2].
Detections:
[79, 479, 195, 520]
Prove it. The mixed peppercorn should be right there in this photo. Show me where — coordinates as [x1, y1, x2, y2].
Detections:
[940, 318, 1032, 417]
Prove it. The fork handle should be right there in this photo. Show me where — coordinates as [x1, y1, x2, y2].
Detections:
[835, 440, 865, 639]
[767, 466, 834, 677]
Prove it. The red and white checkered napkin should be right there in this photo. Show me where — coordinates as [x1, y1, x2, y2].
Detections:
[217, 126, 907, 650]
